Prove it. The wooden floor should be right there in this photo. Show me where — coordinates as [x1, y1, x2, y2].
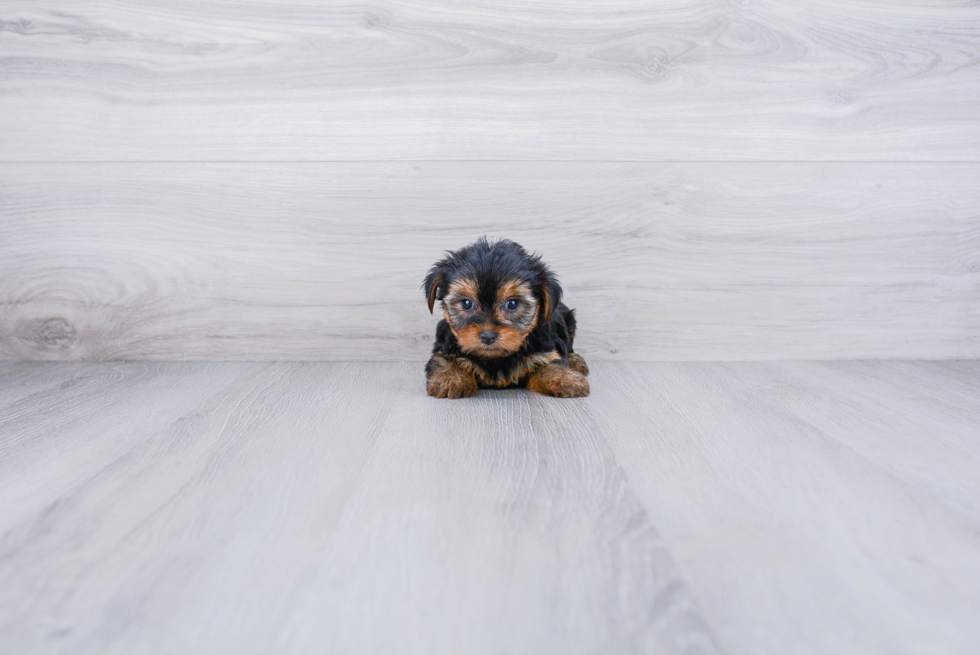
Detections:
[2, 360, 978, 654]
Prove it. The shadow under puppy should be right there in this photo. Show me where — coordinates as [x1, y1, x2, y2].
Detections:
[423, 238, 589, 399]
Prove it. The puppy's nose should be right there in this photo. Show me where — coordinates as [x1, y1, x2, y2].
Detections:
[479, 330, 498, 346]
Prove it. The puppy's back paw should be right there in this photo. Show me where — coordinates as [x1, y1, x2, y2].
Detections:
[527, 363, 590, 398]
[567, 353, 589, 377]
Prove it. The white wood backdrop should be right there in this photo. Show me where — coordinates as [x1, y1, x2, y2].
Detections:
[1, 1, 979, 360]
[2, 0, 979, 161]
[2, 163, 977, 360]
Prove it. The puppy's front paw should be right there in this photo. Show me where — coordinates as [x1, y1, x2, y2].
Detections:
[527, 363, 590, 398]
[427, 375, 477, 399]
[426, 362, 478, 399]
[567, 353, 589, 377]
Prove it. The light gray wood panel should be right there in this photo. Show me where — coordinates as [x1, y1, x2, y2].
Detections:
[2, 162, 978, 361]
[2, 361, 979, 654]
[2, 1, 979, 161]
[0, 361, 720, 655]
[590, 360, 980, 655]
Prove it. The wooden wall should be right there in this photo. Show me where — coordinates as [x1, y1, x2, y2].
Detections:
[2, 1, 978, 361]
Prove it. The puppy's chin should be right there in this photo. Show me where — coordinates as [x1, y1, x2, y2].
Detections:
[461, 343, 518, 359]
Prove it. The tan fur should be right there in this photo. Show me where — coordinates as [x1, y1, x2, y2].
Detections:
[454, 323, 494, 355]
[446, 278, 479, 303]
[469, 350, 561, 389]
[452, 320, 535, 358]
[567, 353, 590, 377]
[526, 361, 590, 398]
[427, 273, 443, 313]
[493, 324, 527, 354]
[496, 280, 534, 305]
[540, 285, 553, 323]
[426, 355, 478, 399]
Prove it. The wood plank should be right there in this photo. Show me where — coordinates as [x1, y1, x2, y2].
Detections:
[3, 361, 979, 653]
[767, 360, 980, 523]
[590, 360, 980, 655]
[2, 162, 978, 361]
[1, 1, 979, 161]
[0, 361, 720, 654]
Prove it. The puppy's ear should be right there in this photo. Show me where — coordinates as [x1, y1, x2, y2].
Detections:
[423, 267, 445, 314]
[538, 270, 563, 324]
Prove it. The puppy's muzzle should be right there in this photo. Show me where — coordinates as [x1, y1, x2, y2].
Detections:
[479, 329, 498, 346]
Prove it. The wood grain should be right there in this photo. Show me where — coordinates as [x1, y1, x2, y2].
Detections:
[1, 1, 978, 161]
[2, 361, 979, 653]
[0, 361, 721, 655]
[591, 360, 980, 655]
[1, 162, 977, 361]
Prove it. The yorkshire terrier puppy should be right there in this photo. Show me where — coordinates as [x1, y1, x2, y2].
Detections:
[423, 237, 589, 399]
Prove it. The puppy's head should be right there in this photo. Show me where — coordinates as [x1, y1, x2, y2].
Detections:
[423, 237, 562, 358]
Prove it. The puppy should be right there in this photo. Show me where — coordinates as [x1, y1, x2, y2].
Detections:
[423, 237, 589, 399]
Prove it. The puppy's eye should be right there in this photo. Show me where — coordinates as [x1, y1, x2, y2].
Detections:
[505, 298, 520, 311]
[460, 298, 474, 310]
